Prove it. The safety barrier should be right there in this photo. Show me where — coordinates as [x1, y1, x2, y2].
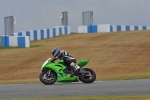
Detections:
[2, 35, 30, 48]
[12, 26, 71, 41]
[1, 26, 71, 48]
[78, 24, 150, 33]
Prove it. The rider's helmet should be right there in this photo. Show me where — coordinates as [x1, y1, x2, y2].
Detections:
[52, 48, 60, 57]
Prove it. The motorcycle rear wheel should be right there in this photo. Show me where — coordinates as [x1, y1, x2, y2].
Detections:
[79, 68, 96, 83]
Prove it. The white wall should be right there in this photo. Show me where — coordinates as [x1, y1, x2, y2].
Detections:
[97, 24, 110, 32]
[78, 25, 88, 33]
[9, 36, 18, 47]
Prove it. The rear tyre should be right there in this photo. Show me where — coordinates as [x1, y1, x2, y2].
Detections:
[79, 68, 96, 83]
[39, 69, 57, 85]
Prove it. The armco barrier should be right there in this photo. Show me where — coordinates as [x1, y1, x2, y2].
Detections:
[2, 35, 30, 48]
[78, 24, 150, 33]
[12, 26, 71, 41]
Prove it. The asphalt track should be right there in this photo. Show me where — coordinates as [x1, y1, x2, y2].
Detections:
[0, 79, 150, 99]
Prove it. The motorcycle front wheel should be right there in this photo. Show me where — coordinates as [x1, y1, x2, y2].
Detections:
[39, 69, 57, 85]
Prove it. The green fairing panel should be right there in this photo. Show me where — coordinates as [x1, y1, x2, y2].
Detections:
[42, 61, 77, 82]
[57, 59, 89, 82]
[57, 60, 64, 63]
[42, 63, 63, 73]
[76, 60, 89, 68]
[57, 73, 77, 82]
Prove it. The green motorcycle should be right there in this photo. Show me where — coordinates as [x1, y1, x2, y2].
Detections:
[39, 58, 96, 85]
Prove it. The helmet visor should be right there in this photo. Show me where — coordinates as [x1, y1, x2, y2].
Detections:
[54, 49, 60, 57]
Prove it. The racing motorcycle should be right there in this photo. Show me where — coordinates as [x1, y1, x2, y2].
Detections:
[39, 58, 96, 85]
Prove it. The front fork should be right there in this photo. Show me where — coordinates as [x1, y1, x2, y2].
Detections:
[44, 70, 54, 80]
[47, 70, 51, 75]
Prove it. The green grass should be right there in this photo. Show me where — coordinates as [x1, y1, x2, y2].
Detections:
[0, 45, 40, 49]
[1, 95, 150, 100]
[0, 46, 19, 49]
[30, 45, 41, 48]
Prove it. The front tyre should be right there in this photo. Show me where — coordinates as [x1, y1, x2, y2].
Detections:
[79, 68, 96, 83]
[39, 69, 57, 85]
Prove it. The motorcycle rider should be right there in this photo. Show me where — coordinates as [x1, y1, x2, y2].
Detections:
[49, 48, 80, 75]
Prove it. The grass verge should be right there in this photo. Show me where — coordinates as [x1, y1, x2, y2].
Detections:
[1, 95, 150, 100]
[0, 45, 40, 49]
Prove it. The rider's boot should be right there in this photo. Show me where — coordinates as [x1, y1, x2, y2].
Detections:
[70, 65, 80, 76]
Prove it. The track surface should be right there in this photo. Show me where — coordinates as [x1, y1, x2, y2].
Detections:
[0, 79, 150, 99]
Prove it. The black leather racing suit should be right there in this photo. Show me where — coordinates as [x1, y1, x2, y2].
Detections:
[51, 50, 76, 67]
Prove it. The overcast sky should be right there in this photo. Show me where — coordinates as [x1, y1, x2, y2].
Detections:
[0, 0, 150, 35]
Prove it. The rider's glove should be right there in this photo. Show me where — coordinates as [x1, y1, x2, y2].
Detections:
[50, 61, 54, 63]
